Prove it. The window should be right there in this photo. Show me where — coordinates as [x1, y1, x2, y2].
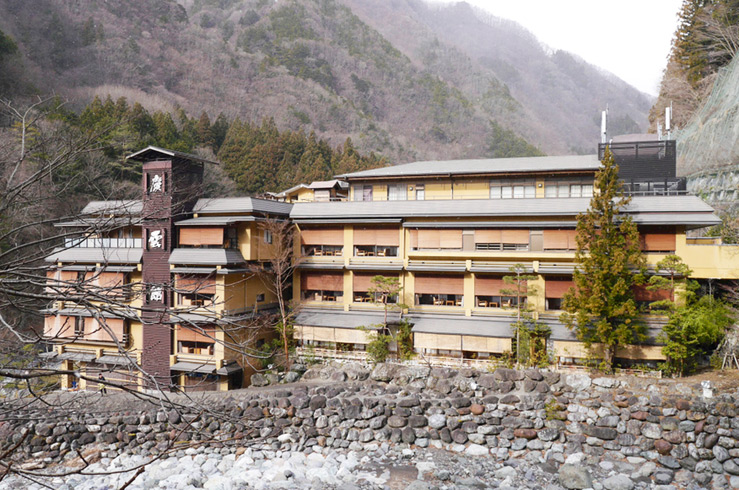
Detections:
[545, 179, 595, 198]
[354, 245, 398, 257]
[354, 185, 373, 201]
[491, 179, 534, 199]
[227, 228, 238, 248]
[302, 245, 343, 256]
[388, 184, 407, 201]
[415, 184, 425, 200]
[74, 317, 84, 336]
[264, 229, 272, 244]
[256, 293, 265, 302]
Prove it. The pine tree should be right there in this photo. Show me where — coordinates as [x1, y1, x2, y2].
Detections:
[561, 148, 646, 372]
[195, 111, 214, 149]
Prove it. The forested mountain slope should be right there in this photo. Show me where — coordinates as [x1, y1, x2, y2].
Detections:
[0, 0, 650, 163]
[343, 0, 652, 154]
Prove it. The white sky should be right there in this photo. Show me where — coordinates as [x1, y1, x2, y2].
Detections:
[434, 0, 683, 96]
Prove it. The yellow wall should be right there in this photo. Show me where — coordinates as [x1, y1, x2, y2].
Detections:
[295, 188, 314, 202]
[425, 182, 451, 200]
[676, 231, 739, 279]
[238, 224, 252, 261]
[452, 180, 489, 199]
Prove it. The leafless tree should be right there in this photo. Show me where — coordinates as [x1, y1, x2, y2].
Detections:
[249, 218, 302, 370]
[0, 98, 276, 487]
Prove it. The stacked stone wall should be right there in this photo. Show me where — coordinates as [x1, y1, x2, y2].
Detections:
[2, 363, 739, 487]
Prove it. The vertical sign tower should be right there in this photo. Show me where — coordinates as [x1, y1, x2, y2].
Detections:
[127, 147, 205, 389]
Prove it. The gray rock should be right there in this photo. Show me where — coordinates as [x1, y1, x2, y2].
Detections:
[642, 423, 662, 439]
[370, 363, 400, 382]
[592, 377, 617, 388]
[714, 445, 731, 462]
[558, 463, 593, 489]
[284, 371, 300, 383]
[725, 459, 739, 475]
[405, 482, 431, 490]
[428, 414, 446, 429]
[387, 416, 407, 428]
[564, 373, 592, 391]
[250, 373, 270, 387]
[309, 395, 327, 411]
[602, 474, 635, 490]
[493, 368, 524, 382]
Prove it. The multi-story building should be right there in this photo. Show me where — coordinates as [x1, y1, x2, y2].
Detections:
[42, 138, 739, 391]
[43, 147, 291, 391]
[290, 137, 739, 367]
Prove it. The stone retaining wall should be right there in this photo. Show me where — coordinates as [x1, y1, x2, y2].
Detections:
[2, 363, 739, 488]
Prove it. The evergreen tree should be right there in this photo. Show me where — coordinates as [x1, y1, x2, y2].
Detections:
[211, 113, 230, 152]
[645, 254, 693, 311]
[195, 111, 214, 149]
[561, 148, 646, 372]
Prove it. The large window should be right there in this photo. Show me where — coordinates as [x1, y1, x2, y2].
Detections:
[474, 229, 529, 251]
[177, 326, 215, 355]
[545, 277, 574, 310]
[545, 179, 594, 198]
[542, 229, 577, 251]
[490, 179, 535, 199]
[387, 184, 407, 201]
[474, 275, 525, 308]
[409, 229, 463, 251]
[354, 185, 373, 201]
[301, 272, 344, 302]
[179, 227, 225, 248]
[176, 275, 216, 307]
[300, 227, 344, 256]
[354, 227, 400, 257]
[353, 273, 399, 303]
[414, 274, 464, 306]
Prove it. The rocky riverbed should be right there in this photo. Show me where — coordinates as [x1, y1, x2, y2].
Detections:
[0, 440, 718, 490]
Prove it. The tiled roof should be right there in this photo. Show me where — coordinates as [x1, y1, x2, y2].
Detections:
[44, 248, 143, 264]
[193, 197, 293, 215]
[294, 308, 388, 329]
[80, 200, 142, 216]
[126, 146, 218, 165]
[336, 154, 600, 179]
[169, 248, 246, 266]
[291, 196, 719, 228]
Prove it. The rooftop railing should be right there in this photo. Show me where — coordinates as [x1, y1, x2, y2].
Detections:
[64, 237, 142, 249]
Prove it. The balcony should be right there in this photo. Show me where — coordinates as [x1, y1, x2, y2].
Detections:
[65, 237, 142, 248]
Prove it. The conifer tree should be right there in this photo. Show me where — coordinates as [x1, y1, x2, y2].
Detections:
[561, 148, 646, 372]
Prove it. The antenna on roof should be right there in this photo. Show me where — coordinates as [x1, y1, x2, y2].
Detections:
[600, 106, 608, 144]
[665, 103, 672, 140]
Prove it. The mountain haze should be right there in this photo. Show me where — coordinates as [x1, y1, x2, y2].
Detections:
[0, 0, 650, 162]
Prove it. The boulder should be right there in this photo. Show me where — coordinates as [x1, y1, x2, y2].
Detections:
[602, 474, 634, 490]
[564, 373, 591, 391]
[558, 464, 592, 489]
[370, 363, 400, 382]
[250, 374, 270, 387]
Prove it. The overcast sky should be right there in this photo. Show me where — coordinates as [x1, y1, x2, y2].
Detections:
[431, 0, 683, 96]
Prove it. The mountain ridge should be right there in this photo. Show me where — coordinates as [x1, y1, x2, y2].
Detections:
[0, 0, 651, 162]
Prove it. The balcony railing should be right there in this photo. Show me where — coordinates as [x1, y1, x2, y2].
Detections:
[65, 237, 142, 248]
